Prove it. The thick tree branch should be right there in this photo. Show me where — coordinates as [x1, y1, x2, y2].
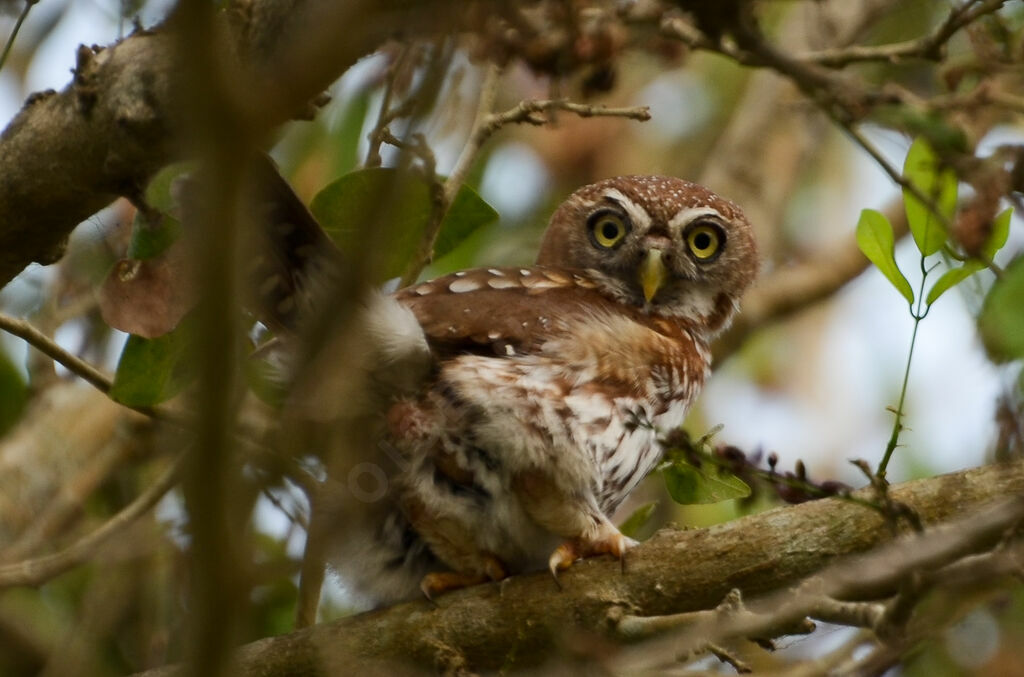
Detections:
[137, 459, 1024, 675]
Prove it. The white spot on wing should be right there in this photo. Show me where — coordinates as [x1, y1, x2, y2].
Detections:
[521, 276, 561, 290]
[487, 277, 519, 290]
[573, 275, 598, 289]
[449, 278, 481, 293]
[543, 270, 571, 284]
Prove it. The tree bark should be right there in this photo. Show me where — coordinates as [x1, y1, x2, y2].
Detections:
[137, 458, 1024, 675]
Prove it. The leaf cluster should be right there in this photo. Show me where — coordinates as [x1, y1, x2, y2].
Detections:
[856, 138, 1012, 314]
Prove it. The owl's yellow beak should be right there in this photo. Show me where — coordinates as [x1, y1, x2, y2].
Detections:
[640, 249, 666, 303]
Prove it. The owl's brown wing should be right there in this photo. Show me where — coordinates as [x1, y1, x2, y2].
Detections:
[393, 266, 609, 357]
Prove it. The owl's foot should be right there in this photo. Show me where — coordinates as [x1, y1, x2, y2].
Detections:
[419, 554, 507, 600]
[548, 527, 638, 579]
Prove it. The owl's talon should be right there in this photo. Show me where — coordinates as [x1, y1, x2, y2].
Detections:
[420, 571, 486, 601]
[419, 555, 508, 601]
[548, 541, 582, 579]
[548, 530, 638, 582]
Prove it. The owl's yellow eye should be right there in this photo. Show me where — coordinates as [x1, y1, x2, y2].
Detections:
[686, 223, 723, 261]
[588, 211, 629, 249]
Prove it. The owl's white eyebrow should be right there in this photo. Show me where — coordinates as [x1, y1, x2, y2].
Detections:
[599, 188, 651, 230]
[668, 207, 725, 232]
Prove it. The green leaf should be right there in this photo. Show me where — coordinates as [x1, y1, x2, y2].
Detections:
[110, 319, 195, 407]
[145, 162, 195, 215]
[979, 256, 1024, 362]
[435, 185, 500, 257]
[903, 137, 957, 256]
[128, 213, 182, 260]
[127, 162, 192, 260]
[618, 501, 657, 538]
[0, 347, 27, 435]
[662, 460, 751, 505]
[926, 261, 984, 306]
[982, 207, 1013, 261]
[856, 209, 915, 305]
[309, 168, 499, 282]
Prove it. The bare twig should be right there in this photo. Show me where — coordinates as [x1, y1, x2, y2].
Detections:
[0, 453, 182, 588]
[0, 312, 112, 393]
[798, 0, 1008, 67]
[0, 0, 37, 73]
[482, 97, 651, 137]
[443, 63, 500, 207]
[365, 46, 416, 168]
[986, 89, 1024, 116]
[613, 589, 815, 642]
[706, 642, 752, 673]
[397, 63, 498, 287]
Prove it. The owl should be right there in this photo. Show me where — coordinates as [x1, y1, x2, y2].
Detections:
[258, 170, 758, 606]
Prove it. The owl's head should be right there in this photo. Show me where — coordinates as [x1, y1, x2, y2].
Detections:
[536, 176, 757, 336]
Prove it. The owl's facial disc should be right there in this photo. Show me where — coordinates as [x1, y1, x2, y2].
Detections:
[536, 176, 757, 331]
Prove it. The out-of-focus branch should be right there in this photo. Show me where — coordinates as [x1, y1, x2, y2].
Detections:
[0, 0, 36, 72]
[483, 97, 651, 135]
[136, 459, 1024, 675]
[695, 0, 901, 260]
[0, 1, 478, 288]
[0, 311, 317, 500]
[0, 434, 135, 562]
[662, 4, 991, 233]
[714, 199, 908, 364]
[798, 0, 1009, 67]
[0, 453, 182, 588]
[398, 72, 651, 286]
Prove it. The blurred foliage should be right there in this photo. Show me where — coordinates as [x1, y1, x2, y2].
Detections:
[980, 257, 1024, 361]
[310, 167, 498, 282]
